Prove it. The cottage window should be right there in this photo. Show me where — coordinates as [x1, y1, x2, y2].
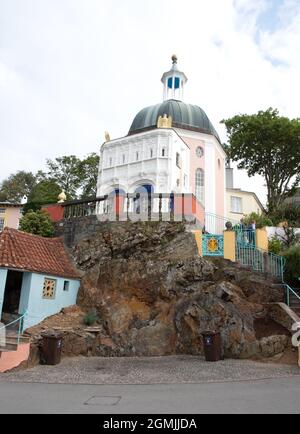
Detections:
[176, 153, 182, 168]
[63, 281, 70, 292]
[43, 278, 57, 299]
[0, 208, 5, 214]
[0, 219, 4, 231]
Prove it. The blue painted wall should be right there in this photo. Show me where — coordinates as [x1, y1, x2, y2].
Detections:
[21, 273, 80, 330]
[0, 268, 80, 329]
[0, 268, 8, 319]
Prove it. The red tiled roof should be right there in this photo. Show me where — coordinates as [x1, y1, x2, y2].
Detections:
[0, 228, 80, 280]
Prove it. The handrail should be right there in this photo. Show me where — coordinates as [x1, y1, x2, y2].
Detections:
[0, 311, 27, 331]
[275, 284, 300, 307]
[0, 311, 28, 345]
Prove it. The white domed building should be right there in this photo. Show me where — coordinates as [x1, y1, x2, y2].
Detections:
[97, 56, 226, 220]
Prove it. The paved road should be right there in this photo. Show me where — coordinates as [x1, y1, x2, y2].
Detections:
[1, 377, 300, 414]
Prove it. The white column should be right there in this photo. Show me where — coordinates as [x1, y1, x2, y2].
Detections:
[172, 76, 175, 99]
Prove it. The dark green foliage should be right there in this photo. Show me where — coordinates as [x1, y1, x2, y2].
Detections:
[243, 212, 273, 229]
[78, 153, 100, 198]
[19, 210, 55, 238]
[83, 310, 99, 326]
[283, 244, 300, 282]
[268, 238, 283, 255]
[269, 203, 300, 227]
[222, 108, 300, 213]
[46, 155, 82, 200]
[0, 171, 37, 203]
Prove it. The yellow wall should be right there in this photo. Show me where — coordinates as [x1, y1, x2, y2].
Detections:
[223, 231, 236, 262]
[226, 189, 263, 222]
[256, 229, 268, 252]
[0, 206, 21, 230]
[192, 230, 203, 257]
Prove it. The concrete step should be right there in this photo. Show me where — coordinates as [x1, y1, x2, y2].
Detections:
[0, 336, 30, 352]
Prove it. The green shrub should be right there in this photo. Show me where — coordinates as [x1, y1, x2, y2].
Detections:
[243, 212, 273, 229]
[283, 244, 300, 282]
[269, 238, 283, 255]
[269, 203, 300, 227]
[83, 311, 99, 326]
[19, 210, 55, 238]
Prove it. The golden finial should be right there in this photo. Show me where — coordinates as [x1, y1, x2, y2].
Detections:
[172, 54, 178, 64]
[157, 114, 173, 129]
[58, 190, 67, 204]
[105, 131, 111, 142]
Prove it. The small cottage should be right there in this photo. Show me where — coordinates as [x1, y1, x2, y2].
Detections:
[0, 228, 81, 330]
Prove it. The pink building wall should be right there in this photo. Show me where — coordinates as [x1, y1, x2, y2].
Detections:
[180, 135, 205, 199]
[215, 149, 225, 217]
[0, 343, 30, 373]
[4, 207, 22, 229]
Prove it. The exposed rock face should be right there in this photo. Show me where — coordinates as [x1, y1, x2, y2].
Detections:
[71, 221, 286, 359]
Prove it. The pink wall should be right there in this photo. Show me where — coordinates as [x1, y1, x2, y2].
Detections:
[42, 204, 64, 222]
[180, 135, 205, 198]
[174, 194, 205, 226]
[6, 207, 22, 229]
[215, 149, 225, 217]
[0, 343, 30, 373]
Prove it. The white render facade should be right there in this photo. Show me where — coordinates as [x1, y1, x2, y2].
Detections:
[96, 56, 227, 218]
[97, 129, 190, 197]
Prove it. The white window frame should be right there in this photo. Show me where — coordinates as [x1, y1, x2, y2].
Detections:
[195, 168, 205, 204]
[231, 196, 243, 214]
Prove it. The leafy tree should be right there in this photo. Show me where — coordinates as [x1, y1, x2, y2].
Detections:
[268, 238, 283, 255]
[273, 226, 300, 250]
[23, 180, 62, 214]
[243, 212, 273, 229]
[222, 108, 300, 213]
[0, 171, 37, 203]
[269, 203, 300, 227]
[46, 155, 82, 199]
[19, 210, 55, 238]
[28, 180, 61, 205]
[283, 244, 300, 283]
[79, 153, 100, 198]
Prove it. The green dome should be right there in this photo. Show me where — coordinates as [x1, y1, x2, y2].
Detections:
[129, 99, 220, 142]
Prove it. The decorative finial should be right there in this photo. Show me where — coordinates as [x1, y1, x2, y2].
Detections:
[105, 131, 111, 142]
[157, 114, 173, 129]
[172, 54, 178, 64]
[58, 190, 67, 204]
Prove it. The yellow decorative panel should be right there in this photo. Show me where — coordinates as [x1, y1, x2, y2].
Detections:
[223, 231, 236, 262]
[43, 278, 56, 299]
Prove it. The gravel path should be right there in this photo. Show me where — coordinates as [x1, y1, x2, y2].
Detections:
[0, 356, 300, 385]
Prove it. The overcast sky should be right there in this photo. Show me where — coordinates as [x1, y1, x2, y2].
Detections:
[1, 0, 300, 204]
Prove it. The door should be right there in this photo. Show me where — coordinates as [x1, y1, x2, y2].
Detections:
[2, 270, 23, 316]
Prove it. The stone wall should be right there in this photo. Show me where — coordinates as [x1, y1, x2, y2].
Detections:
[55, 216, 104, 247]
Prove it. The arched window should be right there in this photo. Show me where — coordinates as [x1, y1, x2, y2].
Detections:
[195, 168, 205, 204]
[150, 149, 153, 158]
[162, 148, 166, 157]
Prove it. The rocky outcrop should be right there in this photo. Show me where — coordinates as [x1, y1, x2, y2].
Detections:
[68, 221, 286, 359]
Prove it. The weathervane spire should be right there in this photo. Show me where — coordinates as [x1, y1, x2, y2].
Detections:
[161, 55, 188, 101]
